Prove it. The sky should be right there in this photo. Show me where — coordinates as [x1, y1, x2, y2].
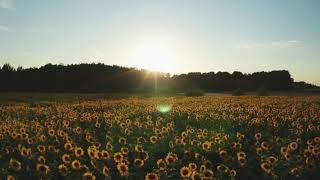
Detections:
[0, 0, 319, 85]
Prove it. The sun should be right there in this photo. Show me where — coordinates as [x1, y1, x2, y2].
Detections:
[129, 39, 180, 73]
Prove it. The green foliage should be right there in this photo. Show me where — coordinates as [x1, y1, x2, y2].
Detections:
[257, 86, 269, 96]
[232, 88, 245, 96]
[185, 89, 204, 96]
[0, 63, 297, 92]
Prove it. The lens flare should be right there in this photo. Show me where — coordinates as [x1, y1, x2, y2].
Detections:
[156, 104, 172, 114]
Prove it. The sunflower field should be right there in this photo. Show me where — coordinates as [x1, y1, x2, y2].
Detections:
[0, 96, 319, 179]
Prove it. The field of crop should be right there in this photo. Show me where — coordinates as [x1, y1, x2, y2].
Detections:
[0, 95, 319, 179]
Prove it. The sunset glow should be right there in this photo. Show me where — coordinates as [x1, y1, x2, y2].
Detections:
[129, 39, 181, 73]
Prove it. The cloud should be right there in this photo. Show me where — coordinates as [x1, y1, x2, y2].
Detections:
[0, 0, 14, 9]
[0, 25, 14, 32]
[236, 40, 301, 49]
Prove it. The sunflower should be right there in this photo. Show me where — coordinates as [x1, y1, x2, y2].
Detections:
[176, 138, 182, 145]
[200, 164, 206, 173]
[48, 129, 55, 136]
[87, 148, 97, 159]
[95, 151, 103, 160]
[303, 149, 312, 158]
[6, 176, 16, 180]
[113, 152, 124, 163]
[106, 142, 113, 151]
[237, 156, 246, 167]
[288, 142, 298, 151]
[37, 156, 46, 164]
[102, 166, 110, 176]
[219, 150, 227, 159]
[280, 147, 288, 154]
[123, 159, 131, 165]
[201, 141, 212, 151]
[145, 173, 159, 180]
[141, 151, 150, 161]
[231, 142, 242, 150]
[64, 142, 73, 151]
[121, 147, 129, 156]
[236, 132, 244, 139]
[118, 137, 127, 145]
[202, 169, 214, 179]
[21, 133, 28, 139]
[74, 147, 84, 157]
[11, 131, 18, 139]
[237, 151, 246, 158]
[229, 169, 237, 177]
[311, 147, 319, 156]
[165, 152, 177, 164]
[194, 153, 203, 160]
[93, 121, 101, 128]
[48, 145, 59, 154]
[267, 156, 278, 164]
[260, 162, 271, 173]
[191, 171, 200, 180]
[117, 163, 129, 176]
[217, 164, 229, 173]
[134, 158, 144, 168]
[256, 147, 262, 155]
[135, 145, 144, 152]
[37, 145, 46, 154]
[62, 154, 71, 164]
[20, 147, 31, 158]
[83, 172, 96, 180]
[36, 163, 50, 174]
[71, 160, 81, 170]
[283, 153, 291, 161]
[188, 162, 197, 171]
[254, 133, 262, 140]
[9, 158, 21, 171]
[157, 159, 167, 171]
[101, 150, 110, 160]
[58, 164, 68, 176]
[57, 130, 65, 137]
[261, 141, 269, 150]
[150, 136, 158, 144]
[180, 166, 192, 178]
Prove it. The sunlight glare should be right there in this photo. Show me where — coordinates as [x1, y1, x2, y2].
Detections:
[130, 39, 180, 73]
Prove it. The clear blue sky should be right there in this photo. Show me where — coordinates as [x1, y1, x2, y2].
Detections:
[0, 0, 319, 85]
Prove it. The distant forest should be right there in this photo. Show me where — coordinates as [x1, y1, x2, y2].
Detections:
[0, 63, 318, 93]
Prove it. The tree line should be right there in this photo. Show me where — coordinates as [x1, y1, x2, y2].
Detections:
[0, 63, 317, 93]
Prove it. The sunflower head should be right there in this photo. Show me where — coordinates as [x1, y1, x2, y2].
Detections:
[188, 162, 197, 171]
[71, 160, 81, 170]
[156, 159, 167, 171]
[134, 158, 144, 168]
[58, 164, 68, 176]
[83, 172, 96, 180]
[113, 152, 124, 163]
[36, 163, 50, 174]
[117, 163, 129, 176]
[9, 158, 21, 171]
[145, 173, 159, 180]
[260, 162, 271, 173]
[74, 147, 84, 157]
[62, 154, 71, 164]
[180, 166, 192, 178]
[102, 166, 110, 176]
